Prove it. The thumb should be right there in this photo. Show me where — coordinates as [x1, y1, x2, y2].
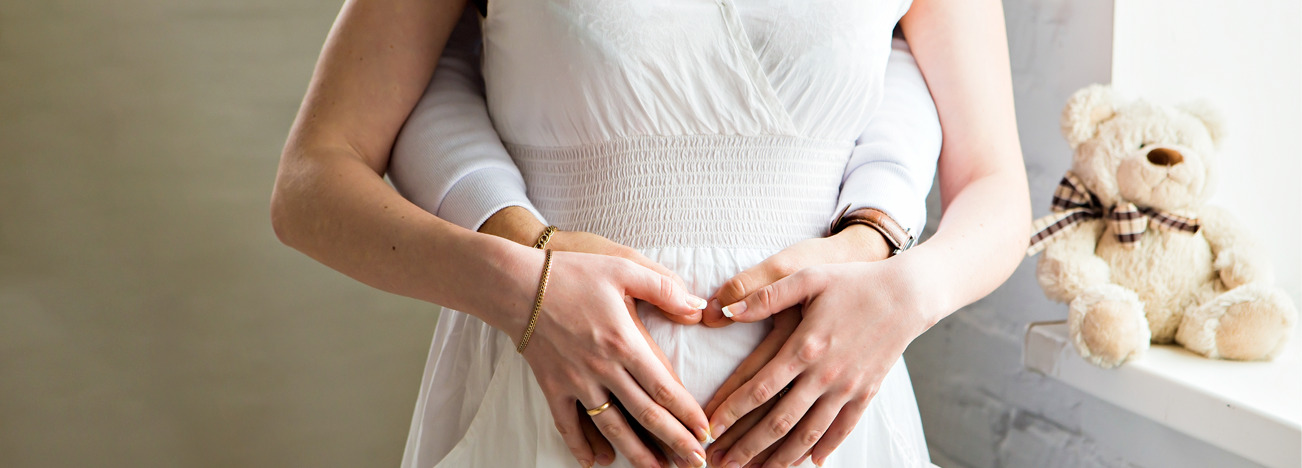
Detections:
[704, 256, 794, 327]
[617, 250, 700, 325]
[721, 268, 823, 323]
[618, 262, 709, 318]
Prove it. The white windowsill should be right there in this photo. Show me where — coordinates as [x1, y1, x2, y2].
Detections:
[1023, 321, 1301, 468]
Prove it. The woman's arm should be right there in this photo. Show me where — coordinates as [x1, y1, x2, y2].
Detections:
[706, 0, 1030, 466]
[270, 2, 710, 466]
[894, 0, 1030, 311]
[272, 0, 514, 316]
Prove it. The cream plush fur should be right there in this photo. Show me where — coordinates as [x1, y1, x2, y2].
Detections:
[1036, 84, 1297, 368]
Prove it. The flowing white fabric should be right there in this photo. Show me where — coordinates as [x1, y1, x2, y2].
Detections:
[401, 1, 932, 466]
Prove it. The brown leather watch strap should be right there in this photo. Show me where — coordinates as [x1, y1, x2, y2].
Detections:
[830, 206, 915, 256]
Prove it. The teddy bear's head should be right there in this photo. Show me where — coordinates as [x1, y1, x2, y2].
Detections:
[1061, 85, 1224, 212]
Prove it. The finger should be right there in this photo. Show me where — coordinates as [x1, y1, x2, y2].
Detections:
[722, 268, 826, 323]
[707, 255, 797, 326]
[796, 450, 813, 466]
[721, 384, 817, 468]
[629, 301, 676, 376]
[704, 267, 772, 327]
[705, 399, 773, 467]
[811, 396, 871, 466]
[618, 252, 700, 325]
[578, 402, 616, 466]
[704, 311, 797, 416]
[615, 363, 709, 464]
[708, 342, 805, 437]
[618, 263, 709, 320]
[619, 248, 686, 288]
[583, 394, 663, 468]
[748, 437, 784, 468]
[614, 398, 676, 468]
[550, 396, 596, 467]
[764, 397, 845, 468]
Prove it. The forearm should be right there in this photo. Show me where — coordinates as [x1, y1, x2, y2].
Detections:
[270, 0, 539, 331]
[272, 147, 536, 332]
[897, 172, 1029, 323]
[899, 0, 1031, 324]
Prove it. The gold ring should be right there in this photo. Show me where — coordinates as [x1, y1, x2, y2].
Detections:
[585, 400, 613, 416]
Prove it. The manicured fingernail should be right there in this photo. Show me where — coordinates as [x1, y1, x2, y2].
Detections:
[720, 301, 746, 318]
[710, 423, 728, 438]
[579, 459, 592, 468]
[690, 451, 706, 467]
[597, 452, 614, 465]
[813, 454, 827, 466]
[697, 426, 712, 443]
[724, 461, 741, 468]
[709, 451, 725, 467]
[687, 295, 709, 310]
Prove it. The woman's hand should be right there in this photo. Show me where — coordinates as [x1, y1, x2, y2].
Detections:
[702, 310, 802, 467]
[481, 206, 710, 466]
[691, 225, 892, 466]
[707, 260, 933, 468]
[482, 206, 700, 324]
[515, 250, 711, 468]
[702, 225, 890, 326]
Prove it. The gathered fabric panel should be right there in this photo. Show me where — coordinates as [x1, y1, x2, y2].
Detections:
[510, 135, 852, 250]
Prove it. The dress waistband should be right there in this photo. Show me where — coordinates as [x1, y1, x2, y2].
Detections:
[507, 135, 852, 249]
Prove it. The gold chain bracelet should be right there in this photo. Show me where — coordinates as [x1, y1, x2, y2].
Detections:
[516, 249, 553, 354]
[533, 225, 559, 249]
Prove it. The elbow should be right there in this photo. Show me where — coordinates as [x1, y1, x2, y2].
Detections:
[269, 170, 309, 250]
[269, 186, 298, 248]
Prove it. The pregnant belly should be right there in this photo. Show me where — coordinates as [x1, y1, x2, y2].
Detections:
[635, 246, 778, 404]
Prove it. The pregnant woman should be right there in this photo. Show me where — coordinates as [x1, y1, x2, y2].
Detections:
[270, 0, 1029, 466]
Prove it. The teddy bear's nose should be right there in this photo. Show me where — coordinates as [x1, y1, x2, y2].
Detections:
[1146, 147, 1184, 166]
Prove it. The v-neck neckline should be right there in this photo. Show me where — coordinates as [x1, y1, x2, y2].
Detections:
[712, 0, 799, 135]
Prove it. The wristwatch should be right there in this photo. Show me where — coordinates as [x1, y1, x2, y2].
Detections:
[829, 205, 916, 256]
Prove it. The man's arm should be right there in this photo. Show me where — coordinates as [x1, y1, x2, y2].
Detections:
[388, 6, 547, 238]
[835, 37, 942, 237]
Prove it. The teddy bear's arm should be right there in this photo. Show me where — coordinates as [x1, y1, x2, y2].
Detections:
[1035, 218, 1111, 303]
[1199, 206, 1274, 289]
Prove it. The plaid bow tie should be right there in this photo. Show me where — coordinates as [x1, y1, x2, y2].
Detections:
[1027, 172, 1200, 256]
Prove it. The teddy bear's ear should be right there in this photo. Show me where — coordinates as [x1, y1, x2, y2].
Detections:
[1061, 84, 1118, 150]
[1179, 100, 1225, 149]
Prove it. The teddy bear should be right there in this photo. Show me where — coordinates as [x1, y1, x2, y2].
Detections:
[1028, 84, 1297, 368]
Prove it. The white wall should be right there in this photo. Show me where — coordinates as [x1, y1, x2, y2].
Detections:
[905, 0, 1298, 466]
[1112, 0, 1301, 306]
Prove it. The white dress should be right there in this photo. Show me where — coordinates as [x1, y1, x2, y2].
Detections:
[398, 1, 933, 466]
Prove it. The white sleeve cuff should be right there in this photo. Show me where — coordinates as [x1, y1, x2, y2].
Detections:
[836, 158, 930, 236]
[438, 167, 547, 231]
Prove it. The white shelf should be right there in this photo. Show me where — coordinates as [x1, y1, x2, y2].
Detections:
[1023, 321, 1301, 468]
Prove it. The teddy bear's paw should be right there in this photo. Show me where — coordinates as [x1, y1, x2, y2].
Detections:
[1214, 249, 1273, 290]
[1177, 284, 1298, 361]
[1036, 251, 1111, 303]
[1069, 284, 1151, 368]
